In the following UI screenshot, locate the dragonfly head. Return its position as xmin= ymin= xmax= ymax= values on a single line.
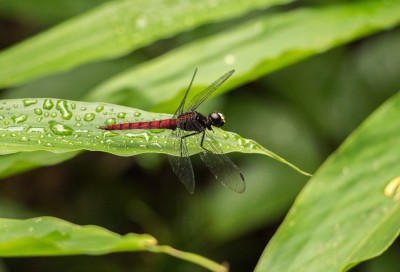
xmin=208 ymin=112 xmax=225 ymax=128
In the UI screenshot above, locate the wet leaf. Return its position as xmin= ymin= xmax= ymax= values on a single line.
xmin=0 ymin=98 xmax=309 ymax=176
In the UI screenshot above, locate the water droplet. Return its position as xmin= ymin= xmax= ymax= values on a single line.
xmin=75 ymin=116 xmax=81 ymax=121
xmin=152 ymin=142 xmax=162 ymax=148
xmin=45 ymin=142 xmax=53 ymax=147
xmin=149 ymin=129 xmax=165 ymax=134
xmin=80 ymin=107 xmax=87 ymax=111
xmin=105 ymin=118 xmax=116 ymax=125
xmin=13 ymin=104 xmax=18 ymax=108
xmin=48 ymin=121 xmax=74 ymax=136
xmin=43 ymin=99 xmax=54 ymax=110
xmin=44 ymin=112 xmax=50 ymax=117
xmin=4 ymin=121 xmax=9 ymax=125
xmin=27 ymin=127 xmax=45 ymax=133
xmin=56 ymin=100 xmax=73 ymax=120
xmin=51 ymin=112 xmax=57 ymax=118
xmin=103 ymin=131 xmax=119 ymax=137
xmin=0 ymin=115 xmax=4 ymax=120
xmin=12 ymin=114 xmax=28 ymax=124
xmin=117 ymin=112 xmax=126 ymax=118
xmin=124 ymin=132 xmax=152 ymax=142
xmin=234 ymin=135 xmax=245 ymax=146
xmin=223 ymin=133 xmax=229 ymax=139
xmin=20 ymin=136 xmax=29 ymax=142
xmin=23 ymin=99 xmax=38 ymax=107
xmin=134 ymin=112 xmax=141 ymax=117
xmin=71 ymin=103 xmax=76 ymax=109
xmin=84 ymin=113 xmax=95 ymax=121
xmin=95 ymin=105 xmax=104 ymax=113
xmin=34 ymin=108 xmax=43 ymax=115
xmin=36 ymin=117 xmax=43 ymax=122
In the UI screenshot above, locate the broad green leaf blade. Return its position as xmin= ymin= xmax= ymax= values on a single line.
xmin=0 ymin=151 xmax=78 ymax=179
xmin=0 ymin=217 xmax=227 ymax=272
xmin=0 ymin=217 xmax=155 ymax=256
xmin=255 ymin=92 xmax=400 ymax=272
xmin=0 ymin=98 xmax=309 ymax=176
xmin=86 ymin=0 xmax=400 ymax=112
xmin=0 ymin=0 xmax=292 ymax=87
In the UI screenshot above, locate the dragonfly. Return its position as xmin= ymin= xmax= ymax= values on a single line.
xmin=100 ymin=69 xmax=245 ymax=194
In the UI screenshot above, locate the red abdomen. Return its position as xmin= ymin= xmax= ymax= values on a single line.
xmin=100 ymin=119 xmax=177 ymax=130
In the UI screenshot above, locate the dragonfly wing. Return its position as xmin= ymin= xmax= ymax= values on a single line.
xmin=173 ymin=69 xmax=198 ymax=117
xmin=186 ymin=70 xmax=235 ymax=112
xmin=168 ymin=155 xmax=195 ymax=194
xmin=167 ymin=130 xmax=195 ymax=194
xmin=199 ymin=130 xmax=245 ymax=193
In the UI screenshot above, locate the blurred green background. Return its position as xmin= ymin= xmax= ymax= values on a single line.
xmin=0 ymin=0 xmax=399 ymax=271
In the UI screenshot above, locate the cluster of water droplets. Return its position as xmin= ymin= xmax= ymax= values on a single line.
xmin=0 ymin=99 xmax=260 ymax=156
xmin=0 ymin=99 xmax=170 ymax=154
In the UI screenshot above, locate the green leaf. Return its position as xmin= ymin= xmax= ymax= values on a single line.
xmin=255 ymin=92 xmax=400 ymax=271
xmin=0 ymin=217 xmax=227 ymax=272
xmin=0 ymin=151 xmax=78 ymax=179
xmin=0 ymin=0 xmax=292 ymax=87
xmin=85 ymin=0 xmax=400 ymax=111
xmin=0 ymin=98 xmax=309 ymax=176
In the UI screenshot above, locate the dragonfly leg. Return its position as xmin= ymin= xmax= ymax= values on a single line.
xmin=199 ymin=131 xmax=212 ymax=153
xmin=180 ymin=132 xmax=201 ymax=157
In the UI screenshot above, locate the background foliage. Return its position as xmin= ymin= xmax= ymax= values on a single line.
xmin=0 ymin=0 xmax=400 ymax=271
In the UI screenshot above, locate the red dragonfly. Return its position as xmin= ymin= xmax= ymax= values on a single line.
xmin=100 ymin=69 xmax=245 ymax=193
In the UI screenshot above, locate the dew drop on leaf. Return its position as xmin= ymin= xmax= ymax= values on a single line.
xmin=34 ymin=108 xmax=43 ymax=115
xmin=84 ymin=113 xmax=96 ymax=121
xmin=43 ymin=99 xmax=54 ymax=110
xmin=56 ymin=100 xmax=73 ymax=120
xmin=134 ymin=112 xmax=141 ymax=117
xmin=95 ymin=105 xmax=104 ymax=113
xmin=12 ymin=114 xmax=28 ymax=124
xmin=23 ymin=99 xmax=38 ymax=107
xmin=20 ymin=136 xmax=29 ymax=142
xmin=117 ymin=112 xmax=126 ymax=118
xmin=105 ymin=118 xmax=116 ymax=125
xmin=48 ymin=120 xmax=74 ymax=136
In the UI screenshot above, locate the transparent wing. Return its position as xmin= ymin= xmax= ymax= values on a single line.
xmin=186 ymin=70 xmax=235 ymax=112
xmin=167 ymin=129 xmax=195 ymax=194
xmin=173 ymin=69 xmax=198 ymax=117
xmin=199 ymin=130 xmax=245 ymax=193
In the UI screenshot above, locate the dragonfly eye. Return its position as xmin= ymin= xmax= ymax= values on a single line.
xmin=209 ymin=112 xmax=225 ymax=127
